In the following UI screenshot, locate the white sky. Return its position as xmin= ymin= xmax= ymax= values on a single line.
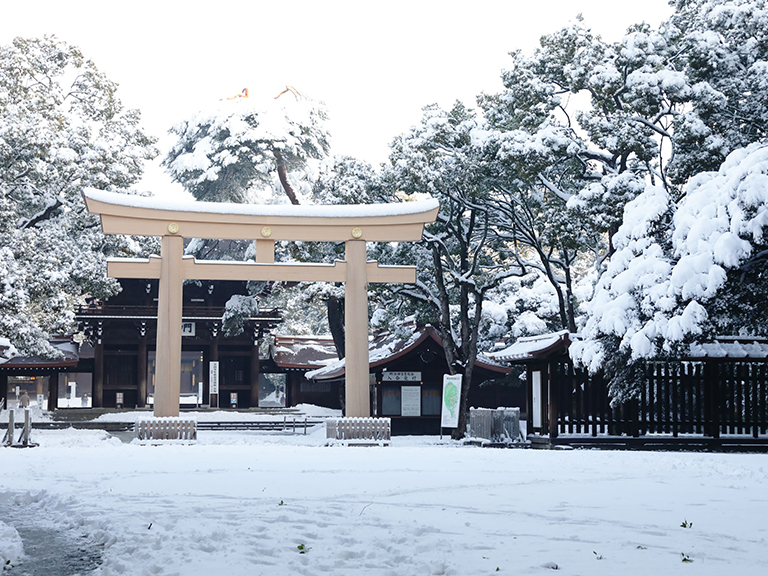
xmin=2 ymin=0 xmax=673 ymax=196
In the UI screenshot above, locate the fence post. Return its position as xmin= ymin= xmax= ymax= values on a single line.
xmin=21 ymin=409 xmax=31 ymax=446
xmin=2 ymin=409 xmax=13 ymax=446
xmin=548 ymin=363 xmax=559 ymax=439
xmin=703 ymin=361 xmax=720 ymax=439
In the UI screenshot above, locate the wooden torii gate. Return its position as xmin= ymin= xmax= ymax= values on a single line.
xmin=83 ymin=189 xmax=438 ymax=418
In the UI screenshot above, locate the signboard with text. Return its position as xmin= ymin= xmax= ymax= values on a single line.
xmin=209 ymin=361 xmax=219 ymax=396
xmin=382 ymin=371 xmax=421 ymax=382
xmin=401 ymin=386 xmax=421 ymax=417
xmin=441 ymin=374 xmax=462 ymax=428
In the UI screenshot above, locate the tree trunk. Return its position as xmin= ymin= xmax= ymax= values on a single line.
xmin=327 ymin=294 xmax=345 ymax=359
xmin=274 ymin=151 xmax=300 ymax=205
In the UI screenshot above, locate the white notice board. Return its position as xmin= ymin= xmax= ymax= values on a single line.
xmin=401 ymin=386 xmax=421 ymax=417
xmin=209 ymin=361 xmax=220 ymax=395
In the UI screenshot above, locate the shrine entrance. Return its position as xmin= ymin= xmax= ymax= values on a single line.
xmin=83 ymin=189 xmax=438 ymax=418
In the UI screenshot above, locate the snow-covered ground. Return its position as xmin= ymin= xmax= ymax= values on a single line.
xmin=2 ymin=423 xmax=767 ymax=575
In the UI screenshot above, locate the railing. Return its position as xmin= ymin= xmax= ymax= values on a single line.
xmin=136 ymin=418 xmax=197 ymax=443
xmin=326 ymin=417 xmax=391 ymax=445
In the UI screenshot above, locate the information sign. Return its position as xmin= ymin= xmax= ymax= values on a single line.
xmin=382 ymin=371 xmax=421 ymax=382
xmin=401 ymin=385 xmax=421 ymax=417
xmin=441 ymin=374 xmax=462 ymax=428
xmin=209 ymin=361 xmax=220 ymax=395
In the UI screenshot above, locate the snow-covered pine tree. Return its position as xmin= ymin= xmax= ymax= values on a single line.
xmin=0 ymin=36 xmax=157 ymax=358
xmin=163 ymin=87 xmax=331 ymax=206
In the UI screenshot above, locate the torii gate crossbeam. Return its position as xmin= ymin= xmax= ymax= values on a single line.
xmin=83 ymin=189 xmax=438 ymax=418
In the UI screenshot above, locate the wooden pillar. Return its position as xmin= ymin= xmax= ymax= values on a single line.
xmin=93 ymin=321 xmax=104 ymax=408
xmin=47 ymin=371 xmax=58 ymax=411
xmin=344 ymin=240 xmax=370 ymax=417
xmin=154 ymin=235 xmax=184 ymax=417
xmin=0 ymin=373 xmax=7 ymax=410
xmin=250 ymin=328 xmax=260 ymax=408
xmin=548 ymin=362 xmax=558 ymax=439
xmin=137 ymin=324 xmax=148 ymax=408
xmin=256 ymin=239 xmax=275 ymax=263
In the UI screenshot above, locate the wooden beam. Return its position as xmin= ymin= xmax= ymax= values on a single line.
xmin=107 ymin=257 xmax=416 ymax=284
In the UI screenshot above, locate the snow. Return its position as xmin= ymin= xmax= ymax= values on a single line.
xmin=0 ymin=519 xmax=23 ymax=566
xmin=83 ymin=188 xmax=439 ymax=218
xmin=1 ymin=425 xmax=767 ymax=575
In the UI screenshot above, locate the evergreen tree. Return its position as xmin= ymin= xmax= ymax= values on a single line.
xmin=0 ymin=36 xmax=157 ymax=358
xmin=163 ymin=87 xmax=331 ymax=206
xmin=572 ymin=142 xmax=768 ymax=400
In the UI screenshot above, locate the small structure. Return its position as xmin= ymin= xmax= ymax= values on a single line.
xmin=271 ymin=335 xmax=342 ymax=408
xmin=307 ymin=325 xmax=518 ymax=435
xmin=0 ymin=338 xmax=79 ymax=412
xmin=491 ymin=332 xmax=768 ymax=448
xmin=83 ymin=189 xmax=438 ymax=419
xmin=75 ymin=278 xmax=283 ymax=410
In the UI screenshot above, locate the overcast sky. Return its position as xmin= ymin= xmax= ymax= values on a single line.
xmin=2 ymin=0 xmax=673 ymax=196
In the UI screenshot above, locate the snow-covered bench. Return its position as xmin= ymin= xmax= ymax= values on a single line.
xmin=326 ymin=417 xmax=391 ymax=446
xmin=136 ymin=417 xmax=197 ymax=444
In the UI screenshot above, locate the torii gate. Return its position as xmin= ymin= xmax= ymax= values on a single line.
xmin=82 ymin=189 xmax=438 ymax=418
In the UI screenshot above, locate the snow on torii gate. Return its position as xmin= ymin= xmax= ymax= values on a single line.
xmin=83 ymin=189 xmax=439 ymax=418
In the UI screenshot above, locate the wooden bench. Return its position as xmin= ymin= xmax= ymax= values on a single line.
xmin=136 ymin=418 xmax=197 ymax=444
xmin=326 ymin=417 xmax=391 ymax=446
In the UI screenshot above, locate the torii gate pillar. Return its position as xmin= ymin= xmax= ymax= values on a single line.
xmin=154 ymin=235 xmax=184 ymax=417
xmin=345 ymin=240 xmax=369 ymax=416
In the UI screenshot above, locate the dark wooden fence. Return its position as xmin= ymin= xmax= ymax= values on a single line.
xmin=548 ymin=361 xmax=768 ymax=439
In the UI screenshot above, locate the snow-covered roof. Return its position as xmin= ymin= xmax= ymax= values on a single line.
xmin=488 ymin=331 xmax=572 ymax=363
xmin=688 ymin=338 xmax=768 ymax=359
xmin=0 ymin=338 xmax=79 ymax=368
xmin=306 ymin=325 xmax=510 ymax=380
xmin=271 ymin=335 xmax=339 ymax=369
xmin=84 ymin=188 xmax=439 ymax=219
xmin=489 ymin=332 xmax=768 ymax=363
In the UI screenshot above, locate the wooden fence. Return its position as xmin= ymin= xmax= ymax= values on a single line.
xmin=547 ymin=360 xmax=768 ymax=439
xmin=326 ymin=417 xmax=391 ymax=445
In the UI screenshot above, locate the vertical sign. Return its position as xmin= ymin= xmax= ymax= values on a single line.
xmin=531 ymin=371 xmax=542 ymax=429
xmin=441 ymin=374 xmax=462 ymax=428
xmin=209 ymin=361 xmax=219 ymax=407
